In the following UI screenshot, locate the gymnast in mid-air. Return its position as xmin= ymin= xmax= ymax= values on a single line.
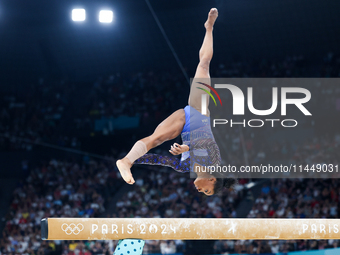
xmin=117 ymin=8 xmax=235 ymax=195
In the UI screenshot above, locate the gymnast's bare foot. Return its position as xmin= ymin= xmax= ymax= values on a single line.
xmin=116 ymin=158 xmax=135 ymax=185
xmin=205 ymin=8 xmax=218 ymax=30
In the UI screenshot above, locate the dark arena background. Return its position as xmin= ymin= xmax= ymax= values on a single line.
xmin=1 ymin=0 xmax=340 ymax=254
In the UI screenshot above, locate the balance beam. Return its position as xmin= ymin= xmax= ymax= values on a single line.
xmin=41 ymin=218 xmax=340 ymax=240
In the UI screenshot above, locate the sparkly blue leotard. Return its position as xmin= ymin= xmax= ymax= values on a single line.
xmin=134 ymin=105 xmax=221 ymax=173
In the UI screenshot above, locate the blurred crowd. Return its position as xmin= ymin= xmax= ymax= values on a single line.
xmin=1 ymin=158 xmax=121 ymax=254
xmin=0 ymin=79 xmax=79 ymax=151
xmin=0 ymin=71 xmax=186 ymax=151
xmin=212 ymin=178 xmax=340 ymax=254
xmin=2 ymin=134 xmax=340 ymax=254
xmin=212 ymin=133 xmax=340 ymax=254
xmin=292 ymin=134 xmax=340 ymax=167
xmin=1 ymin=52 xmax=340 ymax=255
xmin=0 ymin=152 xmax=245 ymax=255
xmin=1 ymin=52 xmax=340 ymax=152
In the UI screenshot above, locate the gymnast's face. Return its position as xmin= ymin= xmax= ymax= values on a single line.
xmin=194 ymin=177 xmax=216 ymax=196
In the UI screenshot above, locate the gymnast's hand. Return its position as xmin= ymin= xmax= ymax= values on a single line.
xmin=169 ymin=143 xmax=189 ymax=155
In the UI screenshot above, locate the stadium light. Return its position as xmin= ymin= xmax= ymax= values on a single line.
xmin=72 ymin=9 xmax=86 ymax=22
xmin=99 ymin=10 xmax=113 ymax=23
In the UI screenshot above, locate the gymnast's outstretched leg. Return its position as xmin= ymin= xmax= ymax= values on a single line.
xmin=189 ymin=7 xmax=218 ymax=117
xmin=135 ymin=154 xmax=191 ymax=173
xmin=116 ymin=109 xmax=186 ymax=184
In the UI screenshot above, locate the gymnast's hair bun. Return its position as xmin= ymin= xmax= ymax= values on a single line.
xmin=223 ymin=178 xmax=237 ymax=189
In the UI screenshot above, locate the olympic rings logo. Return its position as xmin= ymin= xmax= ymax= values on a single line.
xmin=61 ymin=223 xmax=84 ymax=235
